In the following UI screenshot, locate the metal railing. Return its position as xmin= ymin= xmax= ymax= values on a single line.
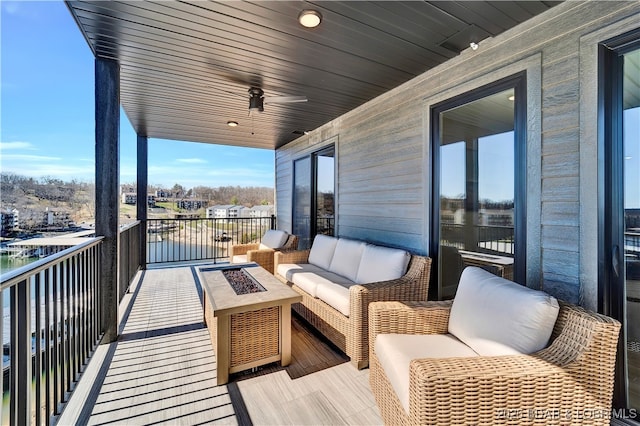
xmin=0 ymin=237 xmax=103 ymax=425
xmin=440 ymin=223 xmax=515 ymax=255
xmin=119 ymin=221 xmax=142 ymax=301
xmin=146 ymin=216 xmax=275 ymax=264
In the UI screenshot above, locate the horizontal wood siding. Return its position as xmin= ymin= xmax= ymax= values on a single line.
xmin=276 ymin=1 xmax=640 ymax=303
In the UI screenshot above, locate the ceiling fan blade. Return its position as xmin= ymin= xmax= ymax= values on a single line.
xmin=206 ymin=60 xmax=263 ymax=87
xmin=264 ymin=96 xmax=308 ymax=104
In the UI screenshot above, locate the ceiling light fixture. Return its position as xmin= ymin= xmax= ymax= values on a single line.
xmin=227 ymin=121 xmax=238 ymax=127
xmin=469 ymin=42 xmax=479 ymax=51
xmin=508 ymin=95 xmax=515 ymax=101
xmin=298 ymin=10 xmax=322 ymax=28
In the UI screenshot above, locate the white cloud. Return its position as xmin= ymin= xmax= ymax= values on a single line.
xmin=176 ymin=158 xmax=207 ymax=164
xmin=1 ymin=154 xmax=61 ymax=162
xmin=0 ymin=141 xmax=35 ymax=151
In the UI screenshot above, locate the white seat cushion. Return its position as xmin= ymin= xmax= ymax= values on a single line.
xmin=355 ymin=244 xmax=411 ymax=284
xmin=315 ymin=281 xmax=353 ymax=316
xmin=448 ymin=266 xmax=560 ymax=356
xmin=375 ymin=333 xmax=479 ymax=414
xmin=308 ymin=235 xmax=339 ymax=269
xmin=276 ymin=263 xmax=351 ymax=297
xmin=328 ymin=239 xmax=366 ymax=282
xmin=231 ymin=254 xmax=247 ymax=264
xmin=276 ymin=263 xmax=325 ymax=283
xmin=261 ymin=229 xmax=289 ymax=249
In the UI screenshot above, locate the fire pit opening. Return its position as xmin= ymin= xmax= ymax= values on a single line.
xmin=222 ymin=268 xmax=266 ymax=295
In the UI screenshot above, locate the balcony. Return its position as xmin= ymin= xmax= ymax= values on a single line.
xmin=0 ymin=218 xmax=381 ymax=425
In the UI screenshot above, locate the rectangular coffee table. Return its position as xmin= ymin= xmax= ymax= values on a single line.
xmin=198 ymin=263 xmax=302 ymax=385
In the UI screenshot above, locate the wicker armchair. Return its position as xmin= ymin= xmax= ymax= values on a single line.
xmin=231 ymin=233 xmax=298 ymax=274
xmin=369 ymin=300 xmax=621 ymax=426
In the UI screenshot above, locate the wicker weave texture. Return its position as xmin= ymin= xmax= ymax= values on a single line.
xmin=230 ymin=306 xmax=280 ymax=367
xmin=275 ymin=249 xmax=432 ymax=369
xmin=369 ymin=301 xmax=622 ymax=425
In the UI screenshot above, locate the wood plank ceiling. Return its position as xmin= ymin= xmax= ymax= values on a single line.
xmin=66 ymin=1 xmax=561 ymax=150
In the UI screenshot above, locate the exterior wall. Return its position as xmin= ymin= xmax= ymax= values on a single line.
xmin=275 ymin=1 xmax=640 ymax=306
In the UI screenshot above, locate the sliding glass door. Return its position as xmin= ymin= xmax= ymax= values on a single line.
xmin=292 ymin=146 xmax=335 ymax=249
xmin=431 ymin=73 xmax=526 ymax=299
xmin=600 ymin=30 xmax=640 ymax=417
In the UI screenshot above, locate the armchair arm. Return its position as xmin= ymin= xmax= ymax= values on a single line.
xmin=246 ymin=248 xmax=276 ymax=274
xmin=274 ymin=249 xmax=311 ymax=274
xmin=348 ymin=256 xmax=432 ymax=367
xmin=408 ymin=355 xmax=576 ymax=425
xmin=369 ymin=301 xmax=452 ymax=337
xmin=231 ymin=243 xmax=260 ymax=257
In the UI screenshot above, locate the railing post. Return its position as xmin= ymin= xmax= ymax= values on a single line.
xmin=10 ymin=279 xmax=31 ymax=426
xmin=95 ymin=57 xmax=120 ymax=343
xmin=270 ymin=214 xmax=276 ymax=230
xmin=137 ymin=134 xmax=148 ymax=270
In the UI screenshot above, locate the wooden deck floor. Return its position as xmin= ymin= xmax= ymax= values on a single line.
xmin=59 ymin=264 xmax=382 ymax=425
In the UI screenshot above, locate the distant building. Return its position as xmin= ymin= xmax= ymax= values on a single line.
xmin=43 ymin=207 xmax=72 ymax=229
xmin=155 ymin=189 xmax=171 ymax=200
xmin=176 ymin=199 xmax=207 ymax=210
xmin=248 ymin=205 xmax=275 ymax=218
xmin=122 ymin=193 xmax=136 ymax=205
xmin=121 ymin=193 xmax=156 ymax=206
xmin=120 ymin=185 xmax=135 ymax=194
xmin=206 ymin=205 xmax=245 ymax=219
xmin=0 ymin=208 xmax=19 ymax=236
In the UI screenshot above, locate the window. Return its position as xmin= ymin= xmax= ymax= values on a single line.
xmin=431 ymin=73 xmax=526 ymax=299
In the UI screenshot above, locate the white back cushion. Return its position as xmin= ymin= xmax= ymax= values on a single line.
xmin=448 ymin=267 xmax=559 ymax=356
xmin=261 ymin=230 xmax=288 ymax=249
xmin=308 ymin=235 xmax=338 ymax=269
xmin=328 ymin=239 xmax=367 ymax=281
xmin=355 ymin=244 xmax=411 ymax=284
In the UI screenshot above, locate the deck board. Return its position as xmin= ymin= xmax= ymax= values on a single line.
xmin=60 ymin=264 xmax=382 ymax=425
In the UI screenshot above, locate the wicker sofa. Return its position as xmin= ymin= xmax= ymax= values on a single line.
xmin=369 ymin=267 xmax=621 ymax=425
xmin=274 ymin=234 xmax=432 ymax=369
xmin=230 ymin=229 xmax=298 ymax=274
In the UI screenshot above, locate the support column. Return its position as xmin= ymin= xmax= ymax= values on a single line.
xmin=136 ymin=134 xmax=148 ymax=269
xmin=95 ymin=58 xmax=120 ymax=343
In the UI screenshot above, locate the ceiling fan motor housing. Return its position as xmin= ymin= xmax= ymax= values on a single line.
xmin=249 ymin=87 xmax=264 ymax=112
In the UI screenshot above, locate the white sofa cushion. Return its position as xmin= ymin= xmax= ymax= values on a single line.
xmin=261 ymin=229 xmax=288 ymax=249
xmin=294 ymin=270 xmax=354 ymax=298
xmin=375 ymin=333 xmax=479 ymax=414
xmin=308 ymin=235 xmax=338 ymax=269
xmin=355 ymin=244 xmax=411 ymax=284
xmin=231 ymin=254 xmax=248 ymax=264
xmin=276 ymin=263 xmax=326 ymax=283
xmin=315 ymin=281 xmax=353 ymax=316
xmin=328 ymin=239 xmax=367 ymax=282
xmin=448 ymin=266 xmax=560 ymax=356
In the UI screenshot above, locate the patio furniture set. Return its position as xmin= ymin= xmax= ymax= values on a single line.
xmin=205 ymin=230 xmax=621 ymax=425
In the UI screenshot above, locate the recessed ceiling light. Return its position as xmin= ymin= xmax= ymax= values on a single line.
xmin=508 ymin=95 xmax=515 ymax=101
xmin=299 ymin=10 xmax=322 ymax=28
xmin=227 ymin=121 xmax=238 ymax=127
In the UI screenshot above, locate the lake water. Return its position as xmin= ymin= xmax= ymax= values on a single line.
xmin=0 ymin=254 xmax=35 ymax=275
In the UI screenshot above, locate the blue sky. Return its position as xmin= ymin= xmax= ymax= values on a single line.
xmin=1 ymin=1 xmax=275 ymax=189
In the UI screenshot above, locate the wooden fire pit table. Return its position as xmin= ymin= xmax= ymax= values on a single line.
xmin=198 ymin=264 xmax=302 ymax=385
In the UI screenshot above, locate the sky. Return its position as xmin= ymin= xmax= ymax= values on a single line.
xmin=0 ymin=1 xmax=275 ymax=190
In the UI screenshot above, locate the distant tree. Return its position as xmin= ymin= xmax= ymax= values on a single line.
xmin=172 ymin=183 xmax=185 ymax=198
xmin=231 ymin=195 xmax=239 ymax=205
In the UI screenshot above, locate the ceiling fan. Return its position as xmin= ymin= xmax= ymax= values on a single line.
xmin=205 ymin=61 xmax=307 ymax=114
xmin=247 ymin=87 xmax=307 ymax=113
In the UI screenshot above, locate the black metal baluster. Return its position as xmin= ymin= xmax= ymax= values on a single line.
xmin=35 ymin=273 xmax=42 ymax=425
